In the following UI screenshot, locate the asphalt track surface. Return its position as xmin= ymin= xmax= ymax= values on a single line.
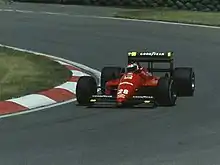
xmin=0 ymin=3 xmax=220 ymax=165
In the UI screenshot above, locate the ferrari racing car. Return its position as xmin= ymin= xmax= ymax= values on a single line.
xmin=76 ymin=51 xmax=195 ymax=107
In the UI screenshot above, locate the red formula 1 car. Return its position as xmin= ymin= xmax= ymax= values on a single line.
xmin=76 ymin=51 xmax=195 ymax=107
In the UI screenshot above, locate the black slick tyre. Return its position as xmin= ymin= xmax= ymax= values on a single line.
xmin=101 ymin=67 xmax=124 ymax=94
xmin=156 ymin=77 xmax=177 ymax=106
xmin=173 ymin=67 xmax=195 ymax=96
xmin=76 ymin=76 xmax=97 ymax=105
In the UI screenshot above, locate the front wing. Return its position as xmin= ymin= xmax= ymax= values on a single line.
xmin=88 ymin=94 xmax=156 ymax=107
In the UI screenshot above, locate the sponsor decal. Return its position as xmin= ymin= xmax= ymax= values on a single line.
xmin=139 ymin=52 xmax=165 ymax=56
xmin=128 ymin=52 xmax=137 ymax=56
xmin=133 ymin=96 xmax=154 ymax=99
xmin=128 ymin=51 xmax=173 ymax=57
xmin=92 ymin=95 xmax=113 ymax=98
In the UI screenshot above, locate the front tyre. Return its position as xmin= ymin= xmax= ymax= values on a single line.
xmin=76 ymin=76 xmax=97 ymax=105
xmin=156 ymin=77 xmax=177 ymax=106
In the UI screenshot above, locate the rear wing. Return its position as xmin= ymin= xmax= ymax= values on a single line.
xmin=128 ymin=51 xmax=173 ymax=62
xmin=128 ymin=51 xmax=174 ymax=74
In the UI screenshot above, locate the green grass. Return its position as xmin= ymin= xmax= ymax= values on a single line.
xmin=0 ymin=0 xmax=11 ymax=4
xmin=0 ymin=47 xmax=71 ymax=101
xmin=114 ymin=8 xmax=220 ymax=26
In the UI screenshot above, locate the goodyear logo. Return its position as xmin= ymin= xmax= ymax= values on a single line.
xmin=128 ymin=51 xmax=173 ymax=57
xmin=139 ymin=52 xmax=165 ymax=56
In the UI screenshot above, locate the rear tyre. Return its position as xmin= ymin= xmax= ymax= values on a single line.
xmin=76 ymin=76 xmax=97 ymax=105
xmin=101 ymin=67 xmax=125 ymax=94
xmin=156 ymin=77 xmax=177 ymax=106
xmin=173 ymin=67 xmax=195 ymax=96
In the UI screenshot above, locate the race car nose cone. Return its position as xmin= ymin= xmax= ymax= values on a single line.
xmin=117 ymin=97 xmax=125 ymax=103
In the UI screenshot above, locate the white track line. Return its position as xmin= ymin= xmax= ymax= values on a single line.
xmin=89 ymin=15 xmax=220 ymax=29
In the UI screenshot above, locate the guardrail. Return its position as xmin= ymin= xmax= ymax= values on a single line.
xmin=13 ymin=0 xmax=220 ymax=11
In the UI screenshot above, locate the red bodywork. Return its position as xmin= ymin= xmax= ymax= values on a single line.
xmin=105 ymin=67 xmax=159 ymax=104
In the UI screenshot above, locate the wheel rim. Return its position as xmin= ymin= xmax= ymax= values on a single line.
xmin=191 ymin=72 xmax=195 ymax=91
xmin=169 ymin=80 xmax=177 ymax=103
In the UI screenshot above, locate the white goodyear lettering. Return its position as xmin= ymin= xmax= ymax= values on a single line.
xmin=140 ymin=52 xmax=165 ymax=56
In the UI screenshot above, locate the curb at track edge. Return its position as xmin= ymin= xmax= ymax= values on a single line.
xmin=0 ymin=43 xmax=101 ymax=119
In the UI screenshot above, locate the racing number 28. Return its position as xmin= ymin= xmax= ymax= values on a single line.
xmin=117 ymin=89 xmax=129 ymax=95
